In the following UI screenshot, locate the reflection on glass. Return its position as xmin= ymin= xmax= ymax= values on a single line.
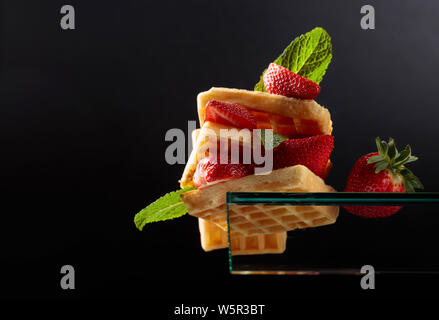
xmin=226 ymin=192 xmax=439 ymax=275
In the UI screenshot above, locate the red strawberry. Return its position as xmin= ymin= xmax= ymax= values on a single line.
xmin=263 ymin=63 xmax=321 ymax=100
xmin=344 ymin=137 xmax=423 ymax=218
xmin=193 ymin=156 xmax=254 ymax=187
xmin=273 ymin=135 xmax=334 ymax=178
xmin=205 ymin=100 xmax=257 ymax=129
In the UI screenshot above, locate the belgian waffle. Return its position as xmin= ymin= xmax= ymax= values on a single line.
xmin=180 ymin=87 xmax=333 ymax=188
xmin=191 ymin=128 xmax=288 ymax=255
xmin=197 ymin=87 xmax=333 ymax=134
xmin=182 ymin=165 xmax=339 ymax=236
xmin=198 ymin=218 xmax=287 ymax=255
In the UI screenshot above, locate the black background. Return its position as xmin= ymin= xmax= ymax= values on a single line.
xmin=1 ymin=0 xmax=439 ymax=304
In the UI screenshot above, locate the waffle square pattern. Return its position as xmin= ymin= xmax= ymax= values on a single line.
xmin=199 ymin=218 xmax=287 ymax=255
xmin=182 ymin=165 xmax=339 ymax=236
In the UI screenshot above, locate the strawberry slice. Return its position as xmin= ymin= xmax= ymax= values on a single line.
xmin=193 ymin=156 xmax=254 ymax=187
xmin=273 ymin=135 xmax=334 ymax=178
xmin=269 ymin=114 xmax=298 ymax=138
xmin=249 ymin=110 xmax=272 ymax=129
xmin=205 ymin=100 xmax=257 ymax=129
xmin=263 ymin=63 xmax=321 ymax=100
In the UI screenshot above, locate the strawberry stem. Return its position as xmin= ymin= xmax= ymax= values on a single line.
xmin=367 ymin=137 xmax=423 ymax=192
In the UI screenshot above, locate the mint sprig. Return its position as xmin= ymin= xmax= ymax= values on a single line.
xmin=255 ymin=27 xmax=332 ymax=91
xmin=257 ymin=129 xmax=288 ymax=149
xmin=134 ymin=187 xmax=195 ymax=231
xmin=367 ymin=137 xmax=423 ymax=193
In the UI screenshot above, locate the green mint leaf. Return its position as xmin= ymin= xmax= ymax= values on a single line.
xmin=254 ymin=27 xmax=332 ymax=91
xmin=254 ymin=79 xmax=266 ymax=92
xmin=134 ymin=187 xmax=196 ymax=231
xmin=258 ymin=129 xmax=288 ymax=149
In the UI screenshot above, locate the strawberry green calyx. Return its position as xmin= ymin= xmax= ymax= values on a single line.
xmin=367 ymin=137 xmax=424 ymax=192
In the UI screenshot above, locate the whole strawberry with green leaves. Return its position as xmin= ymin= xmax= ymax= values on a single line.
xmin=343 ymin=137 xmax=423 ymax=218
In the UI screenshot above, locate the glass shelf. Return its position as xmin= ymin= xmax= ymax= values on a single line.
xmin=226 ymin=192 xmax=439 ymax=275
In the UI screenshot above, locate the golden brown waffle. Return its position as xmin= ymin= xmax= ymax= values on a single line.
xmin=198 ymin=218 xmax=287 ymax=255
xmin=197 ymin=87 xmax=333 ymax=134
xmin=192 ymin=128 xmax=287 ymax=255
xmin=181 ymin=165 xmax=339 ymax=236
xmin=180 ymin=87 xmax=333 ymax=188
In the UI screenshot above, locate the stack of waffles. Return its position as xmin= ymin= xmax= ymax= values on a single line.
xmin=180 ymin=87 xmax=339 ymax=255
